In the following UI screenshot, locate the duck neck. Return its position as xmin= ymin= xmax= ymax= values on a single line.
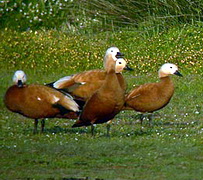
xmin=105 ymin=55 xmax=116 ymax=74
xmin=115 ymin=68 xmax=123 ymax=74
xmin=159 ymin=76 xmax=173 ymax=84
xmin=159 ymin=76 xmax=174 ymax=95
xmin=158 ymin=70 xmax=168 ymax=78
xmin=102 ymin=56 xmax=118 ymax=90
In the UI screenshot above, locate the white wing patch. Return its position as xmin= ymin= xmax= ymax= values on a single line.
xmin=64 ymin=96 xmax=79 ymax=112
xmin=53 ymin=76 xmax=72 ymax=88
xmin=53 ymin=96 xmax=60 ymax=103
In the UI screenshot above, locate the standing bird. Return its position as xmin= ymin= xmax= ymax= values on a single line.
xmin=47 ymin=47 xmax=132 ymax=123
xmin=4 ymin=70 xmax=79 ymax=133
xmin=49 ymin=47 xmax=132 ymax=102
xmin=124 ymin=63 xmax=183 ymax=125
xmin=72 ymin=49 xmax=126 ymax=136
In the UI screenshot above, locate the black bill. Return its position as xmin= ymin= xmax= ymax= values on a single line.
xmin=124 ymin=65 xmax=134 ymax=71
xmin=116 ymin=52 xmax=124 ymax=58
xmin=174 ymin=70 xmax=183 ymax=77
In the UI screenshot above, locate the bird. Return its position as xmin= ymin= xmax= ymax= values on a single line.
xmin=51 ymin=58 xmax=129 ymax=120
xmin=124 ymin=63 xmax=183 ymax=125
xmin=49 ymin=47 xmax=132 ymax=102
xmin=46 ymin=47 xmax=132 ymax=124
xmin=72 ymin=48 xmax=126 ymax=136
xmin=4 ymin=70 xmax=79 ymax=134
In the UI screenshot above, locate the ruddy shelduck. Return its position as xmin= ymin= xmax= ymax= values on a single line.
xmin=50 ymin=47 xmax=131 ymax=101
xmin=124 ymin=63 xmax=183 ymax=124
xmin=4 ymin=70 xmax=79 ymax=133
xmin=72 ymin=49 xmax=126 ymax=136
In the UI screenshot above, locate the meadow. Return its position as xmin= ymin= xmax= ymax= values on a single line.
xmin=1 ymin=24 xmax=203 ymax=179
xmin=1 ymin=0 xmax=203 ymax=179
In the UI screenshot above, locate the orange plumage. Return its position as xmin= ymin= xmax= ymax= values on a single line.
xmin=72 ymin=49 xmax=126 ymax=135
xmin=4 ymin=70 xmax=79 ymax=133
xmin=51 ymin=47 xmax=128 ymax=101
xmin=124 ymin=63 xmax=183 ymax=124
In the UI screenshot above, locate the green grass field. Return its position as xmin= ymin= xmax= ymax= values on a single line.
xmin=1 ymin=23 xmax=203 ymax=179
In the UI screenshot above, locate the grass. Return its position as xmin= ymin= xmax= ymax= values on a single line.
xmin=0 ymin=24 xmax=203 ymax=179
xmin=1 ymin=0 xmax=203 ymax=32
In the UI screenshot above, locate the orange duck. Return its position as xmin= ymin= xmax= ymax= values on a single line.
xmin=4 ymin=70 xmax=79 ymax=133
xmin=47 ymin=47 xmax=131 ymax=122
xmin=72 ymin=49 xmax=126 ymax=136
xmin=124 ymin=63 xmax=183 ymax=125
xmin=50 ymin=47 xmax=132 ymax=102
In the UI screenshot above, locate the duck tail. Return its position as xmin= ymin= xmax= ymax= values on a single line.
xmin=59 ymin=95 xmax=79 ymax=112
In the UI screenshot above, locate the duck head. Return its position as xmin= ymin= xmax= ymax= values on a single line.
xmin=13 ymin=70 xmax=27 ymax=87
xmin=115 ymin=58 xmax=127 ymax=73
xmin=104 ymin=47 xmax=124 ymax=60
xmin=104 ymin=47 xmax=124 ymax=69
xmin=158 ymin=63 xmax=183 ymax=78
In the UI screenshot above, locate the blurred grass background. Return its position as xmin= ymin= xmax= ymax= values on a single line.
xmin=1 ymin=0 xmax=203 ymax=33
xmin=0 ymin=0 xmax=202 ymax=77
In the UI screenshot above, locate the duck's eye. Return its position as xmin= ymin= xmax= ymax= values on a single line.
xmin=119 ymin=62 xmax=122 ymax=64
xmin=170 ymin=67 xmax=172 ymax=68
xmin=111 ymin=50 xmax=113 ymax=52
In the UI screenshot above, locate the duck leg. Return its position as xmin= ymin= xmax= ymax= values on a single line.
xmin=34 ymin=119 xmax=38 ymax=134
xmin=91 ymin=124 xmax=95 ymax=136
xmin=148 ymin=113 xmax=153 ymax=126
xmin=106 ymin=121 xmax=111 ymax=137
xmin=139 ymin=114 xmax=145 ymax=126
xmin=41 ymin=119 xmax=45 ymax=133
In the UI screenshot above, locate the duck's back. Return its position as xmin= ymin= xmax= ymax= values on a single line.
xmin=4 ymin=84 xmax=77 ymax=119
xmin=125 ymin=77 xmax=174 ymax=112
xmin=55 ymin=70 xmax=107 ymax=100
xmin=73 ymin=69 xmax=106 ymax=82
